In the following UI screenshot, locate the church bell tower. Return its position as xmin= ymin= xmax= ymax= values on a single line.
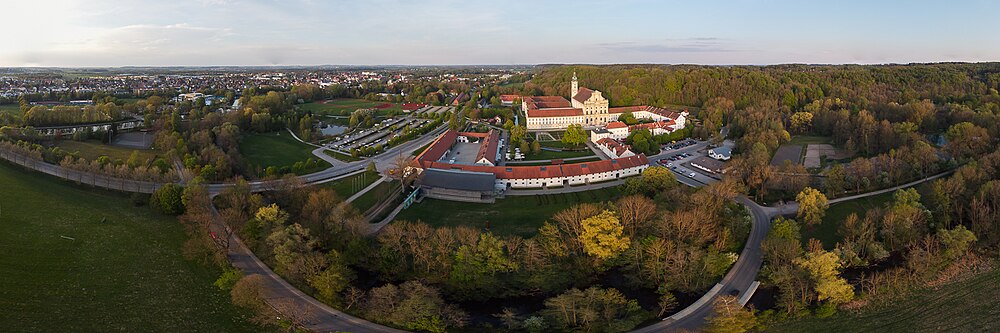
xmin=571 ymin=72 xmax=578 ymax=98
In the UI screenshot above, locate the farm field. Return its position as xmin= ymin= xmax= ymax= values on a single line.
xmin=0 ymin=162 xmax=260 ymax=332
xmin=395 ymin=187 xmax=623 ymax=237
xmin=240 ymin=131 xmax=330 ymax=174
xmin=56 ymin=140 xmax=158 ymax=162
xmin=768 ymin=267 xmax=1000 ymax=333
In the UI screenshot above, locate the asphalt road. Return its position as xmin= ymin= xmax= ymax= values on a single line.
xmin=632 ymin=197 xmax=772 ymax=332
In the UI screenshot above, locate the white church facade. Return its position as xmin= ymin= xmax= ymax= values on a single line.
xmin=523 ymin=73 xmax=689 ymax=131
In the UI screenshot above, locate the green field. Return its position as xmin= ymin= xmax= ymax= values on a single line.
xmin=396 ymin=187 xmax=624 ymax=237
xmin=801 ymin=191 xmax=895 ymax=250
xmin=299 ymin=99 xmax=402 ymax=116
xmin=56 ymin=140 xmax=158 ymax=162
xmin=0 ymin=162 xmax=259 ymax=332
xmin=353 ymin=180 xmax=400 ymax=215
xmin=323 ymin=149 xmax=362 ymax=162
xmin=508 ymin=156 xmax=603 ymax=166
xmin=325 ymin=170 xmax=380 ymax=199
xmin=523 ymin=148 xmax=597 ymax=161
xmin=768 ymin=268 xmax=1000 ymax=332
xmin=0 ymin=103 xmax=22 ymax=117
xmin=240 ymin=131 xmax=330 ymax=174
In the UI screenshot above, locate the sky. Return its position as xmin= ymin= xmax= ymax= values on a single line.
xmin=2 ymin=0 xmax=998 ymax=67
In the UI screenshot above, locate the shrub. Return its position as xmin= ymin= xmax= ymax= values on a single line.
xmin=150 ymin=183 xmax=185 ymax=215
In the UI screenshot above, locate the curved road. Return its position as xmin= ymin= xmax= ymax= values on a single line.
xmin=632 ymin=168 xmax=956 ymax=332
xmin=0 ymin=129 xmax=955 ymax=333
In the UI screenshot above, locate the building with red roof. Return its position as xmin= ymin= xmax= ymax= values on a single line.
xmin=522 ymin=73 xmax=689 ymax=132
xmin=499 ymin=94 xmax=520 ymax=106
xmin=415 ymin=130 xmax=649 ymax=193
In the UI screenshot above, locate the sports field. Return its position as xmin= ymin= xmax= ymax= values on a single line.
xmin=0 ymin=162 xmax=260 ymax=332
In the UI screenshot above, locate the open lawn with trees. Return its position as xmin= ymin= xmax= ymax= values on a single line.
xmin=55 ymin=139 xmax=158 ymax=162
xmin=395 ymin=187 xmax=624 ymax=237
xmin=240 ymin=131 xmax=329 ymax=175
xmin=0 ymin=162 xmax=259 ymax=332
xmin=800 ymin=191 xmax=894 ymax=250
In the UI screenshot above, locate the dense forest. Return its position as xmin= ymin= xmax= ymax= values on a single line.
xmin=525 ymin=63 xmax=1000 ymax=110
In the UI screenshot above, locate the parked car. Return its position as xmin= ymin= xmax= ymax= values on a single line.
xmin=688 ymin=172 xmax=697 ymax=178
xmin=666 ymin=162 xmax=673 ymax=167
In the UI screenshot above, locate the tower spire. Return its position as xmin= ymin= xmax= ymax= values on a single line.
xmin=571 ymin=72 xmax=579 ymax=97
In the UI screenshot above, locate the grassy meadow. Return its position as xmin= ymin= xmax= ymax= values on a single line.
xmin=0 ymin=162 xmax=260 ymax=332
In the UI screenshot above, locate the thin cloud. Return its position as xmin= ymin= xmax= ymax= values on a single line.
xmin=596 ymin=38 xmax=741 ymax=53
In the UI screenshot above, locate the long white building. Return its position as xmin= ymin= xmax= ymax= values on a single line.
xmin=523 ymin=73 xmax=689 ymax=130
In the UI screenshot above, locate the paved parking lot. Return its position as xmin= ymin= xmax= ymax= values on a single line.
xmin=647 ymin=139 xmax=722 ymax=186
xmin=324 ymin=116 xmax=432 ymax=153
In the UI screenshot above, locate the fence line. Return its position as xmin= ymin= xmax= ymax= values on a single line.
xmin=0 ymin=148 xmax=163 ymax=194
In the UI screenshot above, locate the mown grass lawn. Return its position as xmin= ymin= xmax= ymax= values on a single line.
xmin=56 ymin=140 xmax=158 ymax=162
xmin=240 ymin=131 xmax=330 ymax=173
xmin=523 ymin=148 xmax=596 ymax=161
xmin=395 ymin=187 xmax=624 ymax=237
xmin=0 ymin=162 xmax=260 ymax=332
xmin=353 ymin=180 xmax=400 ymax=214
xmin=325 ymin=170 xmax=380 ymax=199
xmin=0 ymin=103 xmax=22 ymax=117
xmin=767 ymin=268 xmax=1000 ymax=332
xmin=323 ymin=149 xmax=362 ymax=162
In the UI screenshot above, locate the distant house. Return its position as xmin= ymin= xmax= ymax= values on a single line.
xmin=499 ymin=94 xmax=520 ymax=106
xmin=708 ymin=146 xmax=732 ymax=161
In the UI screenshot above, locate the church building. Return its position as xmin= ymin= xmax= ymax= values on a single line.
xmin=522 ymin=73 xmax=688 ymax=131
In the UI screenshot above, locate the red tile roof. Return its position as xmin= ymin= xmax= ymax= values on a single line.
xmin=607 ymin=121 xmax=628 ymax=129
xmin=417 ymin=130 xmax=649 ymax=181
xmin=573 ymin=87 xmax=594 ymax=103
xmin=523 ymin=96 xmax=572 ymax=109
xmin=629 ymin=120 xmax=677 ymax=132
xmin=526 ymin=107 xmax=582 ymax=117
xmin=476 ymin=130 xmax=500 ymax=165
xmin=609 ymin=105 xmax=683 ymax=120
xmin=596 ymin=138 xmax=632 ymax=157
xmin=500 ymin=94 xmax=520 ymax=102
xmin=415 ymin=130 xmax=458 ymax=164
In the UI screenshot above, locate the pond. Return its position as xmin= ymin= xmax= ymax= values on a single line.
xmin=318 ymin=123 xmax=349 ymax=136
